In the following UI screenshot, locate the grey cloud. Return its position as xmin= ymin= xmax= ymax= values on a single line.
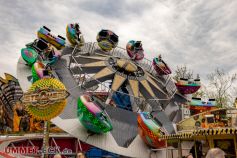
xmin=0 ymin=0 xmax=236 ymax=81
xmin=79 ymin=0 xmax=153 ymax=19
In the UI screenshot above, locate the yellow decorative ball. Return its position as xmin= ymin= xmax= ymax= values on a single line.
xmin=25 ymin=78 xmax=68 ymax=121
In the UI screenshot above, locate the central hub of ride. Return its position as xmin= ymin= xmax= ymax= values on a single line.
xmin=116 ymin=59 xmax=138 ymax=72
xmin=108 ymin=57 xmax=145 ymax=77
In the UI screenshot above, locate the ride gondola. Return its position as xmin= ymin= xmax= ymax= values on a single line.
xmin=96 ymin=29 xmax=118 ymax=51
xmin=21 ymin=38 xmax=61 ymax=66
xmin=152 ymin=55 xmax=172 ymax=75
xmin=190 ymin=98 xmax=217 ymax=114
xmin=44 ymin=45 xmax=61 ymax=65
xmin=175 ymin=78 xmax=201 ymax=94
xmin=31 ymin=61 xmax=51 ymax=83
xmin=138 ymin=112 xmax=166 ymax=149
xmin=126 ymin=40 xmax=144 ymax=61
xmin=77 ymin=94 xmax=113 ymax=134
xmin=37 ymin=26 xmax=65 ymax=50
xmin=66 ymin=23 xmax=85 ymax=47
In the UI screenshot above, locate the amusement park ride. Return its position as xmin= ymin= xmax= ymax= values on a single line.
xmin=0 ymin=22 xmax=236 ymax=158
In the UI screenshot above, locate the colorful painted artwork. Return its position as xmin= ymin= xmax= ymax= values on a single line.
xmin=138 ymin=112 xmax=166 ymax=148
xmin=152 ymin=55 xmax=171 ymax=75
xmin=177 ymin=109 xmax=229 ymax=131
xmin=175 ymin=78 xmax=201 ymax=94
xmin=66 ymin=23 xmax=85 ymax=47
xmin=21 ymin=47 xmax=38 ymax=66
xmin=96 ymin=30 xmax=118 ymax=51
xmin=189 ymin=98 xmax=217 ymax=114
xmin=31 ymin=61 xmax=51 ymax=83
xmin=22 ymin=78 xmax=68 ymax=121
xmin=126 ymin=40 xmax=144 ymax=61
xmin=37 ymin=26 xmax=65 ymax=50
xmin=77 ymin=94 xmax=113 ymax=134
xmin=44 ymin=46 xmax=61 ymax=65
xmin=0 ymin=74 xmax=64 ymax=133
xmin=190 ymin=98 xmax=216 ymax=107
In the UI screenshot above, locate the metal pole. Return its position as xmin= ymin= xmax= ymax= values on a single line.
xmin=166 ymin=140 xmax=168 ymax=158
xmin=178 ymin=139 xmax=182 ymax=158
xmin=68 ymin=44 xmax=78 ymax=68
xmin=78 ymin=138 xmax=82 ymax=152
xmin=182 ymin=103 xmax=185 ymax=120
xmin=194 ymin=140 xmax=197 ymax=158
xmin=105 ymin=90 xmax=113 ymax=105
xmin=42 ymin=121 xmax=50 ymax=158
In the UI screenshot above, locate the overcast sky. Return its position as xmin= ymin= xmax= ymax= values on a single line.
xmin=0 ymin=0 xmax=236 ymax=81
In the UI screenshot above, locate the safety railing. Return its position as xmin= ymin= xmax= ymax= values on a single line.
xmin=68 ymin=43 xmax=178 ymax=106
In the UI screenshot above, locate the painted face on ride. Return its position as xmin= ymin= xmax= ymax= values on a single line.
xmin=21 ymin=47 xmax=38 ymax=66
xmin=24 ymin=49 xmax=33 ymax=57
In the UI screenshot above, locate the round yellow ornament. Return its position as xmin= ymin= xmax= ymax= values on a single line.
xmin=23 ymin=78 xmax=68 ymax=121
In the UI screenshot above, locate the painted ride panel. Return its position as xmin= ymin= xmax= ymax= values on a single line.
xmin=137 ymin=112 xmax=166 ymax=149
xmin=37 ymin=26 xmax=65 ymax=50
xmin=177 ymin=108 xmax=230 ymax=131
xmin=190 ymin=98 xmax=216 ymax=107
xmin=77 ymin=94 xmax=113 ymax=134
xmin=66 ymin=23 xmax=85 ymax=47
xmin=24 ymin=38 xmax=61 ymax=66
xmin=126 ymin=40 xmax=144 ymax=61
xmin=26 ymin=39 xmax=49 ymax=53
xmin=31 ymin=61 xmax=50 ymax=83
xmin=175 ymin=78 xmax=201 ymax=94
xmin=96 ymin=30 xmax=118 ymax=51
xmin=189 ymin=98 xmax=217 ymax=114
xmin=152 ymin=56 xmax=171 ymax=75
xmin=21 ymin=47 xmax=38 ymax=66
xmin=44 ymin=46 xmax=61 ymax=65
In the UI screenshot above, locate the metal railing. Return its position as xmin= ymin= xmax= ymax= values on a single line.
xmin=68 ymin=42 xmax=178 ymax=108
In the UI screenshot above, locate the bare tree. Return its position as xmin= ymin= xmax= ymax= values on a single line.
xmin=192 ymin=85 xmax=207 ymax=98
xmin=173 ymin=65 xmax=194 ymax=82
xmin=207 ymin=68 xmax=237 ymax=107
